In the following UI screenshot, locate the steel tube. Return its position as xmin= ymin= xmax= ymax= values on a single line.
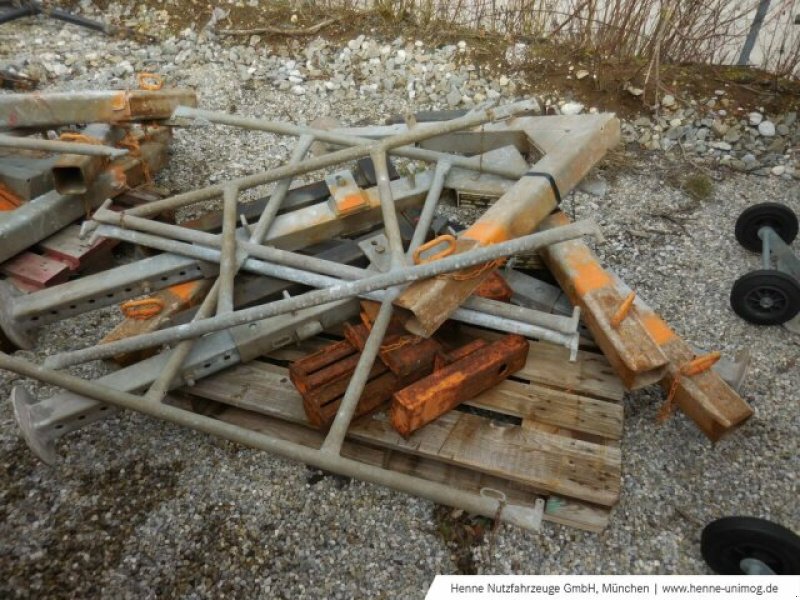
xmin=172 ymin=106 xmax=527 ymax=181
xmin=217 ymin=186 xmax=239 ymax=315
xmin=0 ymin=133 xmax=128 ymax=157
xmin=47 ymin=221 xmax=599 ymax=369
xmin=94 ymin=223 xmax=580 ymax=347
xmin=92 ymin=206 xmax=380 ymax=280
xmin=249 ymin=134 xmax=314 ymax=243
xmin=407 ymin=161 xmax=451 ymax=257
xmin=321 ymin=150 xmax=406 ymax=454
xmin=123 ymin=100 xmax=536 ymax=218
xmin=322 ymin=293 xmax=396 ymax=454
xmin=0 ymin=352 xmax=542 ymax=531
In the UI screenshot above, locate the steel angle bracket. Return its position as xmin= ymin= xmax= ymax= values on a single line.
xmin=394 ymin=113 xmax=621 ymax=337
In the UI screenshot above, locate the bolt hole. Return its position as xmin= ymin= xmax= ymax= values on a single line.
xmin=54 ymin=424 xmax=64 ymax=430
xmin=160 ymin=276 xmax=168 ymax=281
xmin=223 ymin=354 xmax=231 ymax=361
xmin=124 ymin=288 xmax=132 ymax=293
xmin=77 ymin=415 xmax=85 ymax=420
xmin=99 ymin=406 xmax=109 ymax=411
xmin=88 ymin=299 xmax=95 ymax=304
xmin=106 ymin=293 xmax=114 ymax=298
xmin=179 ymin=271 xmax=186 ymax=276
xmin=31 ymin=316 xmax=39 ymax=321
xmin=69 ymin=305 xmax=77 ymax=309
xmin=203 ymin=363 xmax=211 ymax=369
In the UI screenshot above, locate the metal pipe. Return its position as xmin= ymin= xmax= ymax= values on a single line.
xmin=0 ymin=133 xmax=128 ymax=157
xmin=0 ymin=352 xmax=542 ymax=531
xmin=121 ymin=100 xmax=536 ymax=219
xmin=760 ymin=226 xmax=772 ymax=270
xmin=171 ymin=106 xmax=526 ymax=181
xmin=249 ymin=134 xmax=314 ymax=242
xmin=95 ymin=224 xmax=579 ymax=354
xmin=91 ymin=211 xmax=579 ymax=335
xmin=217 ymin=186 xmax=239 ymax=315
xmin=45 ymin=220 xmax=599 ymax=368
xmin=321 ymin=150 xmax=406 ymax=454
xmin=90 ymin=206 xmax=377 ymax=280
xmin=407 ymin=161 xmax=451 ymax=257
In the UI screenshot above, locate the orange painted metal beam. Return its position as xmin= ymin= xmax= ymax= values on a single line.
xmin=395 ymin=113 xmax=621 ymax=337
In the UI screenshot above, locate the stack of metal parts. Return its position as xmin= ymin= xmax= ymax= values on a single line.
xmin=0 ymin=95 xmax=755 ymax=531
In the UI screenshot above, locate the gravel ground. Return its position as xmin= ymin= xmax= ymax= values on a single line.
xmin=1 ymin=12 xmax=799 ymax=599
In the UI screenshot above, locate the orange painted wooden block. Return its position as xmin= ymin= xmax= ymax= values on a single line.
xmin=391 ymin=334 xmax=529 ymax=437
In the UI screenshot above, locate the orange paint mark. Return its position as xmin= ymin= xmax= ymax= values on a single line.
xmin=462 ymin=221 xmax=510 ymax=244
xmin=610 ymin=291 xmax=636 ymax=328
xmin=572 ymin=262 xmax=613 ymax=296
xmin=640 ymin=312 xmax=677 ymax=345
xmin=168 ymin=280 xmax=205 ymax=302
xmin=0 ymin=184 xmax=22 ymax=211
xmin=336 ymin=193 xmax=368 ymax=215
xmin=108 ymin=166 xmax=127 ymax=189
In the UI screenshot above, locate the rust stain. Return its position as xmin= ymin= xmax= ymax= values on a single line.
xmin=0 ymin=184 xmax=22 ymax=211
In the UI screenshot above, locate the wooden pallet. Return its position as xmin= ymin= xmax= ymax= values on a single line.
xmin=178 ymin=334 xmax=625 ymax=532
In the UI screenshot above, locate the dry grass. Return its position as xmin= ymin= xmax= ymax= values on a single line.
xmin=301 ymin=0 xmax=800 ymax=78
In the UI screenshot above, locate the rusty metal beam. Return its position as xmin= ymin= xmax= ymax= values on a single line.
xmin=391 ymin=334 xmax=529 ymax=436
xmin=0 ymin=89 xmax=197 ymax=129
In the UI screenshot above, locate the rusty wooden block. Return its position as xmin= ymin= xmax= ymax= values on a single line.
xmin=289 ymin=338 xmax=395 ymax=428
xmin=473 ymin=271 xmax=513 ymax=302
xmin=343 ymin=321 xmax=442 ymax=378
xmin=1 ymin=251 xmax=70 ymax=290
xmin=391 ymin=334 xmax=529 ymax=437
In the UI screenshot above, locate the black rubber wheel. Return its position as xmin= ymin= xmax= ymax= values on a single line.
xmin=730 ymin=269 xmax=800 ymax=325
xmin=735 ymin=202 xmax=799 ymax=252
xmin=701 ymin=516 xmax=800 ymax=575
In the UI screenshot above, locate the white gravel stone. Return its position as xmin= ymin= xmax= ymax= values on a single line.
xmin=758 ymin=121 xmax=776 ymax=137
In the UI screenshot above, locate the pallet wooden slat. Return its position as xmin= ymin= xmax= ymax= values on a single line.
xmin=188 ymin=359 xmax=621 ymax=507
xmin=172 ymin=396 xmax=610 ymax=532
